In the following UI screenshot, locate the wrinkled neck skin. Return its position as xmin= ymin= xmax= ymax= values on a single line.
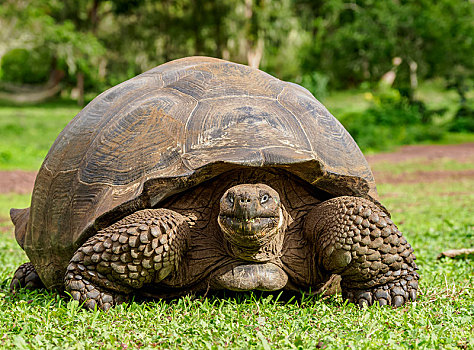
xmin=224 ymin=220 xmax=286 ymax=262
xmin=217 ymin=183 xmax=288 ymax=263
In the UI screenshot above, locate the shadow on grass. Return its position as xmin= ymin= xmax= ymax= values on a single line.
xmin=140 ymin=288 xmax=343 ymax=308
xmin=1 ymin=274 xmax=344 ymax=311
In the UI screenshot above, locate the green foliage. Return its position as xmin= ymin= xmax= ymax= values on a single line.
xmin=44 ymin=21 xmax=105 ymax=76
xmin=0 ymin=0 xmax=106 ymax=92
xmin=0 ymin=0 xmax=472 ymax=105
xmin=0 ymin=49 xmax=52 ymax=85
xmin=449 ymin=106 xmax=474 ymax=133
xmin=300 ymin=71 xmax=329 ymax=100
xmin=420 ymin=0 xmax=474 ymax=97
xmin=339 ymin=90 xmax=446 ymax=151
xmin=297 ymin=0 xmax=473 ymax=96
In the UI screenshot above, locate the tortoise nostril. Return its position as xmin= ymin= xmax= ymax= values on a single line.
xmin=240 ymin=198 xmax=251 ymax=203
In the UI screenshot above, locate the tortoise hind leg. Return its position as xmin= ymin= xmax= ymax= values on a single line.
xmin=305 ymin=196 xmax=419 ymax=307
xmin=10 ymin=207 xmax=43 ymax=290
xmin=64 ymin=208 xmax=190 ymax=310
xmin=11 ymin=262 xmax=44 ymax=290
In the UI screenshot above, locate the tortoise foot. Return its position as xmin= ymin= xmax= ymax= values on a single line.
xmin=10 ymin=262 xmax=44 ymax=291
xmin=306 ymin=196 xmax=419 ymax=307
xmin=65 ymin=273 xmax=128 ymax=311
xmin=64 ymin=208 xmax=190 ymax=310
xmin=343 ymin=272 xmax=419 ymax=307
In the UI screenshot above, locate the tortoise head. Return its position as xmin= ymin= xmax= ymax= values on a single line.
xmin=218 ymin=184 xmax=284 ymax=252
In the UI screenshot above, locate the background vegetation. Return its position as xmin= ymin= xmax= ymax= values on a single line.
xmin=0 ymin=1 xmax=473 ymax=349
xmin=0 ymin=0 xmax=473 ymax=154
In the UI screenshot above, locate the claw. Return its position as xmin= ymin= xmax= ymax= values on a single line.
xmin=343 ymin=269 xmax=418 ymax=308
xmin=358 ymin=291 xmax=372 ymax=305
xmin=375 ymin=289 xmax=390 ymax=300
xmin=85 ymin=299 xmax=97 ymax=310
xmin=391 ymin=286 xmax=405 ymax=296
xmin=393 ymin=295 xmax=404 ymax=307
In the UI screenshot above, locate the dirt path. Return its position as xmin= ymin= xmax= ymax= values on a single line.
xmin=366 ymin=143 xmax=474 ymax=185
xmin=0 ymin=170 xmax=36 ymax=194
xmin=365 ymin=143 xmax=474 ymax=164
xmin=0 ymin=143 xmax=473 ymax=195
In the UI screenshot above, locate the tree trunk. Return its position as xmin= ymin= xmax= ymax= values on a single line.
xmin=0 ymin=68 xmax=64 ymax=104
xmin=409 ymin=60 xmax=418 ymax=90
xmin=212 ymin=0 xmax=223 ymax=57
xmin=245 ymin=0 xmax=264 ymax=69
xmin=247 ymin=38 xmax=264 ymax=69
xmin=193 ymin=0 xmax=204 ymax=55
xmin=89 ymin=0 xmax=100 ymax=34
xmin=77 ymin=72 xmax=84 ymax=106
xmin=0 ymin=84 xmax=61 ymax=104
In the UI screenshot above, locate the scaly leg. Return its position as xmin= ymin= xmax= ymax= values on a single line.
xmin=64 ymin=208 xmax=190 ymax=310
xmin=305 ymin=196 xmax=419 ymax=307
xmin=10 ymin=262 xmax=44 ymax=290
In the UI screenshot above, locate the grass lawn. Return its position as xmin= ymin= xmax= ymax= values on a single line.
xmin=323 ymin=79 xmax=474 ymax=118
xmin=0 ymin=100 xmax=81 ymax=171
xmin=0 ymin=162 xmax=472 ymax=349
xmin=0 ymin=90 xmax=472 ymax=348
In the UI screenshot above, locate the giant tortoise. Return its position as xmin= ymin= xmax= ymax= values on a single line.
xmin=10 ymin=56 xmax=419 ymax=310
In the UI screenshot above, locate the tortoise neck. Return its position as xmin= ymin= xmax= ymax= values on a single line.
xmin=222 ymin=207 xmax=290 ymax=263
xmin=225 ymin=227 xmax=286 ymax=263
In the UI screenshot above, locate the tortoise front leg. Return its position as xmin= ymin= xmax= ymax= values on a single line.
xmin=305 ymin=196 xmax=419 ymax=307
xmin=64 ymin=208 xmax=190 ymax=310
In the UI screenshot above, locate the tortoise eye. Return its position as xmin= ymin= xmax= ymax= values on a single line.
xmin=260 ymin=194 xmax=269 ymax=204
xmin=228 ymin=195 xmax=234 ymax=204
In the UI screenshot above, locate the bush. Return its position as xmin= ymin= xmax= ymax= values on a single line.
xmin=339 ymin=89 xmax=446 ymax=151
xmin=300 ymin=72 xmax=329 ymax=100
xmin=449 ymin=106 xmax=474 ymax=132
xmin=1 ymin=48 xmax=53 ymax=85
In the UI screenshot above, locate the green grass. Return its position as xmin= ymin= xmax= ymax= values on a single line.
xmin=371 ymin=157 xmax=474 ymax=175
xmin=0 ymin=165 xmax=473 ymax=348
xmin=324 ymin=89 xmax=371 ymax=117
xmin=0 ymin=88 xmax=472 ymax=348
xmin=324 ymin=79 xmax=474 ymax=118
xmin=0 ymin=100 xmax=81 ymax=170
xmin=0 ymin=194 xmax=31 ymax=231
xmin=415 ymin=132 xmax=474 ymax=146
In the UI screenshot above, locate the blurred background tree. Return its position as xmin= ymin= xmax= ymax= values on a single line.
xmin=0 ymin=0 xmax=472 ymax=148
xmin=1 ymin=0 xmax=472 ymax=96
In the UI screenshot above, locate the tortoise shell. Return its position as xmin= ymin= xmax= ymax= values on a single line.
xmin=20 ymin=57 xmax=377 ymax=289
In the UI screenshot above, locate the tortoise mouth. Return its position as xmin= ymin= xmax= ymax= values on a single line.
xmin=218 ymin=213 xmax=282 ymax=248
xmin=219 ymin=215 xmax=279 ymax=235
